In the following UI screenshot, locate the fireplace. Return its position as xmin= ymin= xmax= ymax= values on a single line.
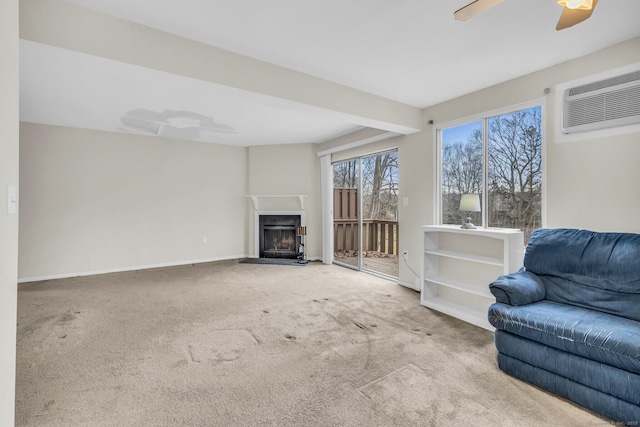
xmin=259 ymin=215 xmax=302 ymax=259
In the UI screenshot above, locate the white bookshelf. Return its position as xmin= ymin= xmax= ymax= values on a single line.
xmin=421 ymin=225 xmax=524 ymax=331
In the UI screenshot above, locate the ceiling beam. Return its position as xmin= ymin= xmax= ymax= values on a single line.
xmin=20 ymin=0 xmax=423 ymax=135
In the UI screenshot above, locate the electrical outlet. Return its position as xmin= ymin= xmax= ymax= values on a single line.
xmin=402 ymin=251 xmax=408 ymax=260
xmin=7 ymin=186 xmax=17 ymax=215
xmin=202 ymin=236 xmax=208 ymax=244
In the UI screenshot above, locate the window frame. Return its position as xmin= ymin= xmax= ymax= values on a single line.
xmin=434 ymin=98 xmax=547 ymax=230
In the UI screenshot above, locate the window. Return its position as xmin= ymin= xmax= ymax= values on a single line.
xmin=439 ymin=105 xmax=543 ymax=242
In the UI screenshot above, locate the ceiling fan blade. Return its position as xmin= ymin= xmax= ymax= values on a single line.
xmin=556 ymin=0 xmax=598 ymax=30
xmin=454 ymin=0 xmax=505 ymax=21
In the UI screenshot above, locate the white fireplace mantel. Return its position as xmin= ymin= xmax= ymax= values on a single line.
xmin=246 ymin=195 xmax=308 ymax=210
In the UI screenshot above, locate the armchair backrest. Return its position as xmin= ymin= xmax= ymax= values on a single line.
xmin=524 ymin=228 xmax=640 ymax=321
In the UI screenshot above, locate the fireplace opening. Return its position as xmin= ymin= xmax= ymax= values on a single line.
xmin=259 ymin=215 xmax=301 ymax=259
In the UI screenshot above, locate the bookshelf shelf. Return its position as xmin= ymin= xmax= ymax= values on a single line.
xmin=421 ymin=225 xmax=524 ymax=331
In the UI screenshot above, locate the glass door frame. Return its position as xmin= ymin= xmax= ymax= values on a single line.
xmin=332 ymin=156 xmax=362 ymax=271
xmin=332 ymin=149 xmax=399 ymax=279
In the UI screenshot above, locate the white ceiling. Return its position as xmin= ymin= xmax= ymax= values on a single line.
xmin=20 ymin=40 xmax=363 ymax=146
xmin=20 ymin=0 xmax=640 ymax=146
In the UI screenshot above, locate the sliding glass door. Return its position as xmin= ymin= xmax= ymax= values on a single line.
xmin=361 ymin=151 xmax=398 ymax=277
xmin=332 ymin=150 xmax=398 ymax=278
xmin=332 ymin=159 xmax=359 ymax=269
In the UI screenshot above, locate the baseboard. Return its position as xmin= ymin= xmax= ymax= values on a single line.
xmin=397 ymin=280 xmax=420 ymax=292
xmin=17 ymin=254 xmax=249 ymax=283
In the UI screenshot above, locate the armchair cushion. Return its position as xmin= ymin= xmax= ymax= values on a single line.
xmin=489 ymin=270 xmax=546 ymax=306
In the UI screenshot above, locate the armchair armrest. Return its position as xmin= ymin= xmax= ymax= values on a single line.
xmin=489 ymin=269 xmax=546 ymax=306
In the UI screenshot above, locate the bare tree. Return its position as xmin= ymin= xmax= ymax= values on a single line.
xmin=333 ymin=160 xmax=358 ymax=188
xmin=441 ymin=130 xmax=483 ymax=224
xmin=363 ymin=153 xmax=397 ymax=220
xmin=488 ymin=108 xmax=542 ymax=240
xmin=440 ymin=107 xmax=542 ymax=241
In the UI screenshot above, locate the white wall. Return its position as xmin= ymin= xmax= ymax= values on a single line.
xmin=18 ymin=125 xmax=325 ymax=278
xmin=0 ymin=0 xmax=19 ymax=424
xmin=247 ymin=143 xmax=321 ymax=259
xmin=19 ymin=124 xmax=248 ymax=280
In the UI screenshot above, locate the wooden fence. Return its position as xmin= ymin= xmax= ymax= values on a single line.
xmin=333 ymin=188 xmax=398 ymax=255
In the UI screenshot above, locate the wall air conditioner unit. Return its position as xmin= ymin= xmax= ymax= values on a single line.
xmin=562 ymin=70 xmax=640 ymax=134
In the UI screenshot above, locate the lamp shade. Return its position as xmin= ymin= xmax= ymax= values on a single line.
xmin=459 ymin=194 xmax=481 ymax=212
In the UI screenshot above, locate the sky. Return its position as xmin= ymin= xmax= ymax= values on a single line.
xmin=441 ymin=120 xmax=481 ymax=146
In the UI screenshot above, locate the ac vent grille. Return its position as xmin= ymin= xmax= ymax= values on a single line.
xmin=568 ymin=70 xmax=640 ymax=96
xmin=562 ymin=69 xmax=640 ymax=134
xmin=565 ymin=85 xmax=640 ymax=128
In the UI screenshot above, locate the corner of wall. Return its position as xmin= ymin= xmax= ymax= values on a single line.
xmin=0 ymin=0 xmax=19 ymax=424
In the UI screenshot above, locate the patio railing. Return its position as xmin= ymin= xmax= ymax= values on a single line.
xmin=334 ymin=219 xmax=398 ymax=255
xmin=333 ymin=187 xmax=398 ymax=255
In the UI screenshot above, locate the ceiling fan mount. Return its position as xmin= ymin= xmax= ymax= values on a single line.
xmin=454 ymin=0 xmax=598 ymax=30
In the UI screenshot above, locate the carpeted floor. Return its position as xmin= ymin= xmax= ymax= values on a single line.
xmin=16 ymin=260 xmax=604 ymax=426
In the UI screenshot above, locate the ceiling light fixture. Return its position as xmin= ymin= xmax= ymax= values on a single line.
xmin=121 ymin=109 xmax=237 ymax=139
xmin=557 ymin=0 xmax=593 ymax=10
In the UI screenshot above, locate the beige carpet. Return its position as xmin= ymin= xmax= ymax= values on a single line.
xmin=16 ymin=260 xmax=604 ymax=426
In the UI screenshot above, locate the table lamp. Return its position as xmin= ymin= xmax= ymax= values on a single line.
xmin=459 ymin=194 xmax=481 ymax=229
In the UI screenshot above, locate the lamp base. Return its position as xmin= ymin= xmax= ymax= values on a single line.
xmin=460 ymin=215 xmax=476 ymax=229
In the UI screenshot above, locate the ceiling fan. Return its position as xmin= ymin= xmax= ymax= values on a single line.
xmin=454 ymin=0 xmax=598 ymax=30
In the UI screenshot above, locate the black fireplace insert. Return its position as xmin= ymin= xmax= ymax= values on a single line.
xmin=259 ymin=215 xmax=301 ymax=259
